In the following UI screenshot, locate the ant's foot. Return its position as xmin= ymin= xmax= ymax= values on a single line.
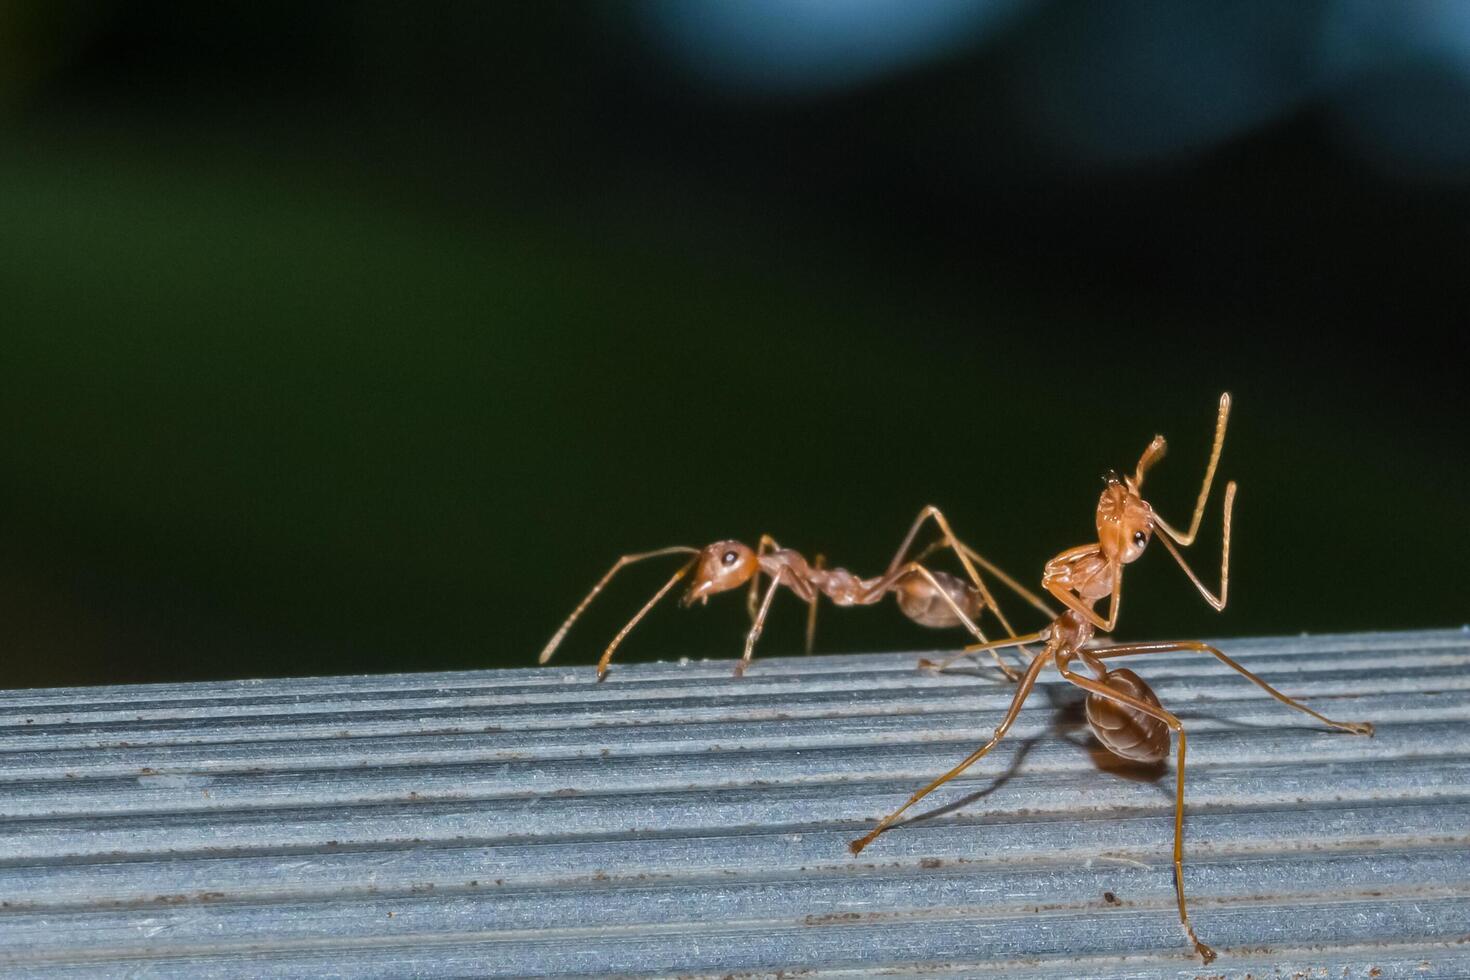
xmin=1183 ymin=923 xmax=1217 ymax=964
xmin=917 ymin=655 xmax=975 ymax=674
xmin=1345 ymin=721 xmax=1374 ymax=737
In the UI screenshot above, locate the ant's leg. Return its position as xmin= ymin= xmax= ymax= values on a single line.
xmin=1094 ymin=639 xmax=1373 ymax=736
xmin=945 ymin=538 xmax=1052 ymax=666
xmin=805 ymin=554 xmax=825 ymax=654
xmin=908 ymin=536 xmax=1038 ymax=673
xmin=540 ymin=546 xmax=699 ymax=665
xmin=1154 ymin=481 xmax=1234 ymax=612
xmin=747 ymin=534 xmax=781 ymax=622
xmin=849 ymin=651 xmax=1048 ymax=854
xmin=910 ymin=537 xmax=1054 ymax=621
xmin=883 ymin=506 xmax=1021 ymax=637
xmin=1045 ymin=562 xmax=1124 ymax=633
xmin=1054 ymin=660 xmax=1215 ymax=965
xmin=1150 ymin=392 xmax=1231 ymax=545
xmin=918 ymin=629 xmax=1049 ymax=672
xmin=887 ymin=506 xmax=1052 ymax=674
xmin=884 ymin=506 xmax=942 ymax=575
xmin=736 ymin=569 xmax=788 ymax=678
xmin=594 ymin=557 xmax=699 ymax=681
xmin=872 ymin=561 xmax=1020 ymax=680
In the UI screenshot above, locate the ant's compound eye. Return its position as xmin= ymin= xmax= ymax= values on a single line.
xmin=1132 ymin=531 xmax=1147 ymax=547
xmin=722 ymin=550 xmax=739 ymax=566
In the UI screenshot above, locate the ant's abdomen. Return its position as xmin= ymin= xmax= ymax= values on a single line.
xmin=894 ymin=570 xmax=983 ymax=628
xmin=1086 ymin=667 xmax=1169 ymax=762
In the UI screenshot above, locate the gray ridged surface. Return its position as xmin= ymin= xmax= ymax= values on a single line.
xmin=0 ymin=628 xmax=1467 ymax=978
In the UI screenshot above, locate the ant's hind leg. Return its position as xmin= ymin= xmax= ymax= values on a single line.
xmin=805 ymin=554 xmax=825 ymax=654
xmin=885 ymin=507 xmax=1018 ymax=632
xmin=1055 ymin=661 xmax=1216 ymax=964
xmin=870 ymin=561 xmax=1020 ymax=681
xmin=888 ymin=506 xmax=1048 ymax=674
xmin=1094 ymin=639 xmax=1373 ymax=736
xmin=910 ymin=535 xmax=1055 ymax=627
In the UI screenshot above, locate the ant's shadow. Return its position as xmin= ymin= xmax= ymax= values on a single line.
xmin=900 ymin=675 xmax=1169 ymax=829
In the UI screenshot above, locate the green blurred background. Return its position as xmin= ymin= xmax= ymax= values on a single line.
xmin=0 ymin=2 xmax=1466 ymax=687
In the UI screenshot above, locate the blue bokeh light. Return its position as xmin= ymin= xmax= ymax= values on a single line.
xmin=641 ymin=0 xmax=1031 ymax=95
xmin=1322 ymin=0 xmax=1470 ymax=179
xmin=1011 ymin=3 xmax=1332 ymax=166
xmin=643 ymin=0 xmax=1470 ymax=181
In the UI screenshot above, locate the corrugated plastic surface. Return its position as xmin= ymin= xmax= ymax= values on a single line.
xmin=0 ymin=629 xmax=1466 ymax=978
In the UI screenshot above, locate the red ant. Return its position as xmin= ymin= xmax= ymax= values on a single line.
xmin=538 ymin=507 xmax=1052 ymax=680
xmin=851 ymin=394 xmax=1374 ymax=964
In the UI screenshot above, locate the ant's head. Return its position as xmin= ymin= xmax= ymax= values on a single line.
xmin=682 ymin=540 xmax=758 ymax=606
xmin=1096 ymin=470 xmax=1154 ymax=564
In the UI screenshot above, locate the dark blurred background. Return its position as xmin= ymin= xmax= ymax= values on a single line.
xmin=1 ymin=2 xmax=1466 ymax=688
